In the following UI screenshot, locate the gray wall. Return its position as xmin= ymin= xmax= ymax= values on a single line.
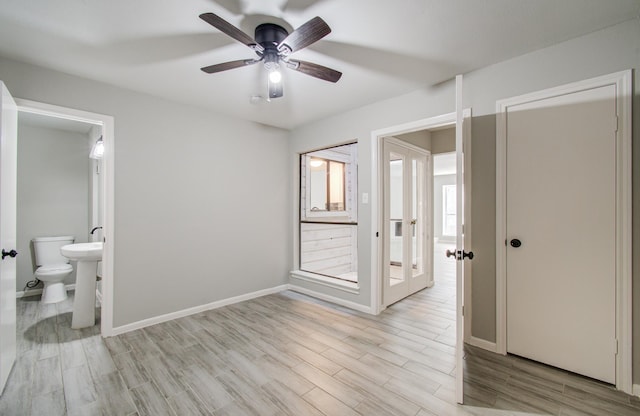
xmin=431 ymin=128 xmax=455 ymax=154
xmin=289 ymin=19 xmax=640 ymax=383
xmin=16 ymin=123 xmax=90 ymax=290
xmin=0 ymin=56 xmax=291 ymax=327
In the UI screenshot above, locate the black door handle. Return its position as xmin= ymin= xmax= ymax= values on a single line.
xmin=510 ymin=239 xmax=522 ymax=248
xmin=446 ymin=249 xmax=474 ymax=260
xmin=2 ymin=249 xmax=18 ymax=260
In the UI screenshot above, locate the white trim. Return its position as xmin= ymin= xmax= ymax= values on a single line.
xmin=16 ymin=283 xmax=76 ymax=298
xmin=287 ymin=284 xmax=374 ymax=314
xmin=290 ymin=270 xmax=360 ymax=294
xmin=495 ymin=70 xmax=633 ymax=394
xmin=14 ymin=98 xmax=115 ymax=337
xmin=469 ymin=336 xmax=498 ymax=353
xmin=384 ymin=136 xmax=432 ymax=154
xmin=633 ymin=384 xmax=640 ymax=398
xmin=111 ymin=285 xmax=288 ymax=336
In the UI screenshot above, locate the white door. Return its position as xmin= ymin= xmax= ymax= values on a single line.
xmin=383 ymin=138 xmax=431 ymax=306
xmin=506 ymin=84 xmax=617 ymax=383
xmin=0 ymin=81 xmax=18 ymax=393
xmin=453 ymin=75 xmax=468 ymax=404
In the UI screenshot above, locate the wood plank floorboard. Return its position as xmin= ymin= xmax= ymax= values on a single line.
xmin=2 ymin=242 xmax=639 ymax=415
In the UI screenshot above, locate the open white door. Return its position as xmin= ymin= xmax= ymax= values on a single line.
xmin=454 ymin=74 xmax=470 ymax=404
xmin=0 ymin=81 xmax=18 ymax=394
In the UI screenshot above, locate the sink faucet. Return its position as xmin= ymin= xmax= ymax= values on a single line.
xmin=90 ymin=226 xmax=103 ymax=235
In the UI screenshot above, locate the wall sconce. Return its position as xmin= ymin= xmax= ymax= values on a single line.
xmin=89 ymin=137 xmax=104 ymax=159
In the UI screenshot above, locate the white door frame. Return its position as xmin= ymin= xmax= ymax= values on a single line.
xmin=15 ymin=98 xmax=115 ymax=337
xmin=370 ymin=109 xmax=472 ymax=324
xmin=495 ymin=70 xmax=632 ymax=393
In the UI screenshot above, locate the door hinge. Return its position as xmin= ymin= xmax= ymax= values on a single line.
xmin=462 ymin=306 xmax=465 ymax=316
xmin=615 ymin=116 xmax=619 ymax=132
xmin=614 ymin=339 xmax=619 ymax=355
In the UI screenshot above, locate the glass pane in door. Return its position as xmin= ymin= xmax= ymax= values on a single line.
xmin=412 ymin=158 xmax=424 ymax=277
xmin=389 ymin=154 xmax=404 ymax=286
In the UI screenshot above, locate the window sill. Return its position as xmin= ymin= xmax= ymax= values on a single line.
xmin=289 ymin=270 xmax=360 ymax=295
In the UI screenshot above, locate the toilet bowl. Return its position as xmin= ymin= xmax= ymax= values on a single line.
xmin=32 ymin=236 xmax=74 ymax=304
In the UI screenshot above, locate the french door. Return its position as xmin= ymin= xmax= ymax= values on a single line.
xmin=382 ymin=138 xmax=431 ymax=306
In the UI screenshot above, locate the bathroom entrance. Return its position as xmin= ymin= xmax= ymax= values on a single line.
xmin=2 ymin=89 xmax=115 ymax=337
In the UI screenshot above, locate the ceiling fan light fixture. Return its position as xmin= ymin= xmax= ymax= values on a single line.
xmin=269 ymin=69 xmax=282 ymax=84
xmin=199 ymin=13 xmax=342 ymax=98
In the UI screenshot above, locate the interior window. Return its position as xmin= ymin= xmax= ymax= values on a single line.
xmin=300 ymin=143 xmax=357 ymax=282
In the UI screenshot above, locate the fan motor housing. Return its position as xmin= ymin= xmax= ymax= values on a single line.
xmin=255 ymin=23 xmax=288 ymax=48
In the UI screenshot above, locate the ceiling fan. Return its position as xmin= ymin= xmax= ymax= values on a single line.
xmin=199 ymin=13 xmax=342 ymax=99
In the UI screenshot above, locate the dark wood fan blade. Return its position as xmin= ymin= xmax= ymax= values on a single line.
xmin=269 ymin=79 xmax=283 ymax=99
xmin=287 ymin=59 xmax=342 ymax=83
xmin=278 ymin=16 xmax=330 ymax=53
xmin=199 ymin=13 xmax=263 ymax=52
xmin=201 ymin=59 xmax=259 ymax=74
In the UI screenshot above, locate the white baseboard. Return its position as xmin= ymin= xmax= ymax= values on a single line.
xmin=633 ymin=384 xmax=640 ymax=398
xmin=290 ymin=270 xmax=360 ymax=294
xmin=469 ymin=335 xmax=498 ymax=353
xmin=17 ymin=283 xmax=76 ymax=298
xmin=110 ymin=285 xmax=288 ymax=336
xmin=287 ymin=283 xmax=374 ymax=314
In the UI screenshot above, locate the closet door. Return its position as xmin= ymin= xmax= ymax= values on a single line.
xmin=506 ymin=84 xmax=617 ymax=384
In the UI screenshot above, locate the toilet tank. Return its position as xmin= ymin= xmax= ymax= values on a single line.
xmin=32 ymin=236 xmax=75 ymax=266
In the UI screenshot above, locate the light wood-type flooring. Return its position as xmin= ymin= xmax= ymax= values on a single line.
xmin=1 ymin=242 xmax=639 ymax=415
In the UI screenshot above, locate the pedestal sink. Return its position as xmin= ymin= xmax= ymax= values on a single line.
xmin=61 ymin=242 xmax=103 ymax=329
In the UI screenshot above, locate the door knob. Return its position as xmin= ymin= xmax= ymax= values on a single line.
xmin=510 ymin=239 xmax=522 ymax=248
xmin=2 ymin=249 xmax=18 ymax=260
xmin=410 ymin=219 xmax=417 ymax=225
xmin=446 ymin=249 xmax=474 ymax=260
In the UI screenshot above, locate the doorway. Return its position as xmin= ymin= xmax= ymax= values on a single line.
xmin=371 ymin=103 xmax=471 ymax=404
xmin=14 ymin=99 xmax=115 ymax=337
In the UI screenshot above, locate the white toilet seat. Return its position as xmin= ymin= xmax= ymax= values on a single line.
xmin=35 ymin=263 xmax=73 ymax=278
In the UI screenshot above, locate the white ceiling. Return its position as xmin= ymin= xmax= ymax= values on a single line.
xmin=1 ymin=0 xmax=638 ymax=130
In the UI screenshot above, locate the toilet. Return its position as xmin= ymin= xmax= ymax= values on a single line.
xmin=32 ymin=236 xmax=74 ymax=304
